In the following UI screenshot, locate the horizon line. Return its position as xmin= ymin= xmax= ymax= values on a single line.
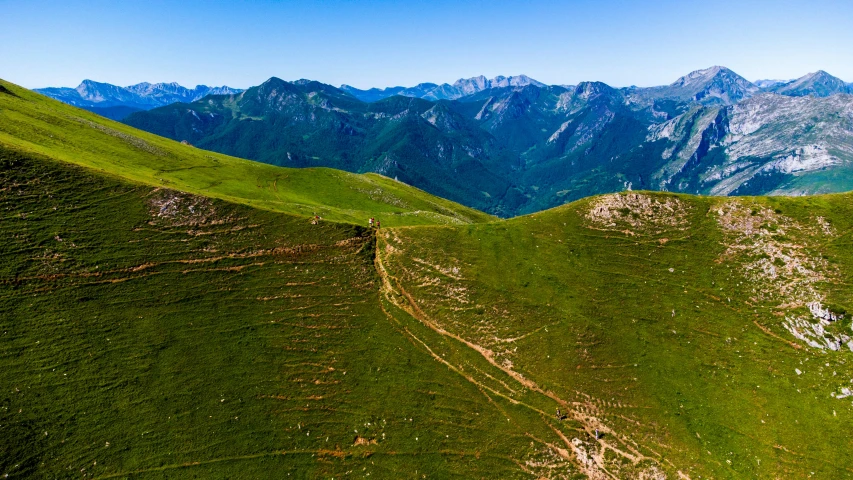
xmin=27 ymin=67 xmax=852 ymax=92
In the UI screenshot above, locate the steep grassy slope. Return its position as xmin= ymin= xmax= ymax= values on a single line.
xmin=378 ymin=191 xmax=853 ymax=478
xmin=0 ymin=150 xmax=531 ymax=479
xmin=0 ymin=79 xmax=493 ymax=227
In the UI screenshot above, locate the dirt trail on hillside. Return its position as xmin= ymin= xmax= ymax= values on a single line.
xmin=373 ymin=231 xmax=680 ymax=480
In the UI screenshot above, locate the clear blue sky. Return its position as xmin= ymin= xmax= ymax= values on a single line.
xmin=3 ymin=0 xmax=852 ymax=89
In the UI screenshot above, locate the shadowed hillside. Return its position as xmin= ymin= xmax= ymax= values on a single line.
xmin=0 ymin=150 xmax=530 ymax=478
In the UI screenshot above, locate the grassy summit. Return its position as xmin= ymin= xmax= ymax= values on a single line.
xmin=378 ymin=192 xmax=853 ymax=478
xmin=2 ymin=79 xmax=853 ymax=478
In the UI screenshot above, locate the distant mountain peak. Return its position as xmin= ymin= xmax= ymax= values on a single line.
xmin=638 ymin=66 xmax=760 ymax=106
xmin=260 ymin=76 xmax=286 ymax=86
xmin=804 ymin=70 xmax=842 ymax=83
xmin=34 ymin=79 xmax=244 ymax=120
xmin=795 ymin=70 xmax=836 ymax=83
xmin=769 ymin=70 xmax=849 ymax=97
xmin=452 ymin=75 xmax=488 ymax=88
xmin=452 ymin=74 xmax=544 ymax=88
xmin=671 ymin=66 xmax=740 ymax=88
xmin=343 ymin=75 xmax=546 ymax=102
xmin=574 ymin=81 xmax=619 ymax=99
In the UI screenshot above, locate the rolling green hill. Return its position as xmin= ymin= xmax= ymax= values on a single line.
xmin=0 ymin=80 xmax=493 ymax=227
xmin=378 ymin=192 xmax=853 ymax=478
xmin=1 ymin=148 xmax=528 ymax=478
xmin=3 ymin=76 xmax=853 ymax=478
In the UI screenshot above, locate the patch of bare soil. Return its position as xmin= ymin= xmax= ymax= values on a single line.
xmin=525 ymin=432 xmax=676 ymax=480
xmin=352 ymin=436 xmax=377 ymax=446
xmin=147 ymin=189 xmax=226 ymax=227
xmin=586 ymin=193 xmax=691 ymax=235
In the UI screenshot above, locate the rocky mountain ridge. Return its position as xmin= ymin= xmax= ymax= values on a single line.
xmin=341 ymin=74 xmax=545 ymax=102
xmin=622 ymin=66 xmax=761 ymax=109
xmin=765 ymin=70 xmax=852 ymax=97
xmin=34 ymin=80 xmax=243 ymax=119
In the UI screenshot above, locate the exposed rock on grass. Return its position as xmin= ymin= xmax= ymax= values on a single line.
xmin=831 ymin=386 xmax=853 ymax=400
xmin=353 ymin=436 xmax=377 ymax=446
xmin=586 ymin=193 xmax=691 ymax=235
xmin=783 ymin=310 xmax=851 ymax=351
xmin=714 ymin=201 xmax=833 ymax=306
xmin=148 ymin=189 xmax=223 ymax=227
xmin=713 ymin=200 xmax=850 ymax=350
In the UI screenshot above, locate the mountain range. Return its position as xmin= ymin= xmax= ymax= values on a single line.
xmin=34 ymin=80 xmax=243 ymax=120
xmin=766 ymin=70 xmax=852 ymax=97
xmin=111 ymin=67 xmax=853 ymax=216
xmin=341 ymin=74 xmax=546 ymax=102
xmin=342 ymin=68 xmax=853 ymax=103
xmin=36 ymin=69 xmax=853 ymax=119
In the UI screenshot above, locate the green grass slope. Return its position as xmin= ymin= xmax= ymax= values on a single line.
xmin=0 ymin=80 xmax=493 ymax=227
xmin=378 ymin=191 xmax=853 ymax=478
xmin=0 ymin=150 xmax=532 ymax=479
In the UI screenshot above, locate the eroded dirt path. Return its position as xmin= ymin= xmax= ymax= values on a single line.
xmin=373 ymin=229 xmax=678 ymax=480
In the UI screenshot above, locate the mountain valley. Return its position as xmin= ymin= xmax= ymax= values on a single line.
xmin=112 ymin=67 xmax=853 ymax=216
xmin=35 ymin=80 xmax=243 ymax=120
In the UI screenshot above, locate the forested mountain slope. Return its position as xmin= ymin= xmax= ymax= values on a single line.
xmin=124 ymin=69 xmax=853 ymax=216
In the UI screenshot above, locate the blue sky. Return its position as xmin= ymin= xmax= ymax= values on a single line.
xmin=3 ymin=0 xmax=852 ymax=89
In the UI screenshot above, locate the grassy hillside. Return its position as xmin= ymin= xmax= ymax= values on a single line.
xmin=0 ymin=80 xmax=493 ymax=227
xmin=378 ymin=191 xmax=853 ymax=478
xmin=0 ymin=150 xmax=528 ymax=479
xmin=3 ymin=77 xmax=853 ymax=478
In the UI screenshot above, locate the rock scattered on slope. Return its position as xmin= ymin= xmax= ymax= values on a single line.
xmin=585 ymin=193 xmax=691 ymax=235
